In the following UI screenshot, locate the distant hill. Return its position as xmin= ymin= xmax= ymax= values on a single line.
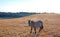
xmin=0 ymin=12 xmax=37 ymax=18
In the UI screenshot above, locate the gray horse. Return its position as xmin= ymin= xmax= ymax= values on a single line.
xmin=28 ymin=20 xmax=43 ymax=34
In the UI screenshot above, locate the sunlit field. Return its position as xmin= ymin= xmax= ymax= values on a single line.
xmin=0 ymin=14 xmax=60 ymax=37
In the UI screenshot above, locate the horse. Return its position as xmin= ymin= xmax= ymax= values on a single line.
xmin=28 ymin=20 xmax=43 ymax=34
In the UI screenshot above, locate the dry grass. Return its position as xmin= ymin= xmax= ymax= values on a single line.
xmin=0 ymin=14 xmax=60 ymax=37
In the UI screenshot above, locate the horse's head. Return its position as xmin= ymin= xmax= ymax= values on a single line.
xmin=28 ymin=20 xmax=34 ymax=26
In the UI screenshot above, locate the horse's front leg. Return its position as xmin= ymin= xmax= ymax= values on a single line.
xmin=34 ymin=27 xmax=36 ymax=34
xmin=30 ymin=27 xmax=33 ymax=33
xmin=39 ymin=27 xmax=41 ymax=32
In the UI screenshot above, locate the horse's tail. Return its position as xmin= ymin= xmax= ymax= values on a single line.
xmin=41 ymin=25 xmax=43 ymax=29
xmin=40 ymin=23 xmax=43 ymax=30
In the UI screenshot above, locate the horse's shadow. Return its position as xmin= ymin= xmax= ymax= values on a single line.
xmin=29 ymin=32 xmax=40 ymax=37
xmin=18 ymin=32 xmax=41 ymax=37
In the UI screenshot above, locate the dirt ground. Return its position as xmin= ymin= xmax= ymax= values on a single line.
xmin=0 ymin=14 xmax=60 ymax=37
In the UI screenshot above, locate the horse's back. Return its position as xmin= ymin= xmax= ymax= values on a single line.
xmin=35 ymin=21 xmax=43 ymax=27
xmin=37 ymin=21 xmax=43 ymax=25
xmin=29 ymin=20 xmax=43 ymax=27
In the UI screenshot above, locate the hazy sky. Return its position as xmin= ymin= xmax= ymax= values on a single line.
xmin=0 ymin=0 xmax=60 ymax=13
